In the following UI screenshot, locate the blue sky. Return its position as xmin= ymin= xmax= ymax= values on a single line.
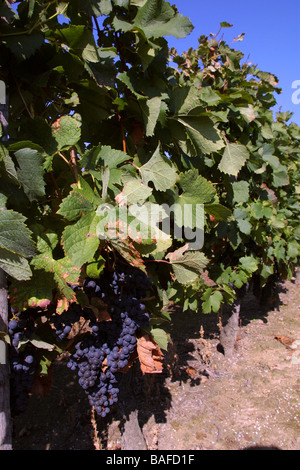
xmin=167 ymin=0 xmax=300 ymax=125
xmin=9 ymin=1 xmax=300 ymax=125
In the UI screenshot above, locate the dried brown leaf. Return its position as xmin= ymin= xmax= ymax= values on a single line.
xmin=275 ymin=335 xmax=296 ymax=349
xmin=137 ymin=335 xmax=164 ymax=374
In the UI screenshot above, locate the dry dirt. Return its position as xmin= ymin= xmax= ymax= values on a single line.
xmin=12 ymin=269 xmax=300 ymax=451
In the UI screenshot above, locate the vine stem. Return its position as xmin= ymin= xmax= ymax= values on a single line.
xmin=70 ymin=148 xmax=80 ymax=187
xmin=0 ymin=268 xmax=12 ymax=450
xmin=49 ymin=171 xmax=63 ymax=200
xmin=146 ymin=259 xmax=171 ymax=264
xmin=92 ymin=14 xmax=102 ymax=46
xmin=90 ymin=407 xmax=101 ymax=450
xmin=58 ymin=151 xmax=71 ymax=166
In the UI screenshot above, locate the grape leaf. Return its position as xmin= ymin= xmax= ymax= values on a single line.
xmin=32 ymin=229 xmax=80 ymax=301
xmin=80 ymin=145 xmax=130 ymax=171
xmin=0 ymin=144 xmax=18 ymax=183
xmin=134 ymin=0 xmax=194 ymax=39
xmin=57 ymin=178 xmax=99 ymax=222
xmin=204 ymin=204 xmax=232 ymax=221
xmin=9 ymin=270 xmax=54 ymax=312
xmin=176 ymin=116 xmax=225 ymax=155
xmin=14 ymin=148 xmax=46 ymax=201
xmin=110 ymin=237 xmax=146 ymax=271
xmin=0 ymin=209 xmax=36 ymax=258
xmin=140 ymin=145 xmax=178 ymax=191
xmin=61 ymin=212 xmax=101 ymax=267
xmin=86 ymin=254 xmax=105 ymax=278
xmin=51 ymin=115 xmax=81 ymax=150
xmin=149 ymin=327 xmax=169 ymax=351
xmin=201 ymin=289 xmax=223 ymax=314
xmin=0 ymin=247 xmax=32 ymax=281
xmin=173 ymin=171 xmax=215 ymax=230
xmin=115 ymin=180 xmax=153 ymax=205
xmin=31 ymin=253 xmax=80 ymax=302
xmin=232 ymin=181 xmax=250 ymax=203
xmin=140 ymin=96 xmax=162 ymax=136
xmin=218 ymin=143 xmax=250 ymax=176
xmin=2 ymin=32 xmax=44 ymax=60
xmin=166 ymin=244 xmax=208 ymax=284
xmin=239 ymin=256 xmax=258 ymax=274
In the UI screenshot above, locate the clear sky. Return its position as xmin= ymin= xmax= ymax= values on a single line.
xmin=167 ymin=0 xmax=300 ymax=125
xmin=8 ymin=1 xmax=300 ymax=125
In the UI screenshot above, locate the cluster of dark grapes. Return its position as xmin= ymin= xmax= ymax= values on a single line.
xmin=66 ymin=266 xmax=151 ymax=418
xmin=7 ymin=265 xmax=151 ymax=417
xmin=8 ymin=310 xmax=37 ymax=414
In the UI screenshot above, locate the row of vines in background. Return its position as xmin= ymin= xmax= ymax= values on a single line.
xmin=0 ymin=0 xmax=299 ymax=429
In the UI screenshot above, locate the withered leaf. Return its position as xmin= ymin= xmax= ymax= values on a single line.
xmin=275 ymin=335 xmax=295 ymax=348
xmin=137 ymin=334 xmax=164 ymax=374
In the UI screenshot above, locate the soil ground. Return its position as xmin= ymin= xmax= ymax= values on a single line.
xmin=12 ymin=269 xmax=300 ymax=451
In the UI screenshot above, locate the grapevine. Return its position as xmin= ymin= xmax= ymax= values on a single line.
xmin=0 ymin=0 xmax=299 ymax=449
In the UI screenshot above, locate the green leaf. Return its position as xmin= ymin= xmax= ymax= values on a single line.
xmin=287 ymin=240 xmax=299 ymax=259
xmin=140 ymin=96 xmax=162 ymax=136
xmin=198 ymin=87 xmax=222 ymax=106
xmin=272 ymin=166 xmax=289 ymax=187
xmin=239 ymin=256 xmax=258 ymax=274
xmin=176 ymin=116 xmax=224 ymax=155
xmin=229 ymin=269 xmax=249 ymax=288
xmin=81 ymin=145 xmax=130 ymax=171
xmin=86 ymin=254 xmax=105 ymax=278
xmin=166 ymin=245 xmax=208 ymax=284
xmin=218 ymin=143 xmax=250 ymax=176
xmin=234 ymin=207 xmax=252 ymax=235
xmin=53 ymin=24 xmax=103 ymax=64
xmin=220 ymin=21 xmax=233 ymax=28
xmin=236 ymin=218 xmax=252 ymax=235
xmin=173 ymin=170 xmax=215 ymax=229
xmin=128 ymin=202 xmax=172 ymax=253
xmin=117 ymin=71 xmax=146 ymax=100
xmin=170 ymin=86 xmax=203 ymax=115
xmin=9 ymin=271 xmax=54 ymax=311
xmin=51 ymin=115 xmax=81 ymax=150
xmin=80 ymin=0 xmax=113 ymax=16
xmin=179 ymin=170 xmax=215 ymax=204
xmin=140 ymin=145 xmax=178 ymax=191
xmin=0 ymin=247 xmax=32 ymax=281
xmin=0 ymin=210 xmax=36 ymax=258
xmin=204 ymin=204 xmax=232 ymax=221
xmin=62 ymin=212 xmax=101 ymax=267
xmin=57 ymin=180 xmax=98 ymax=221
xmin=2 ymin=32 xmax=44 ymax=60
xmin=115 ymin=180 xmax=153 ymax=205
xmin=149 ymin=327 xmax=169 ymax=350
xmin=0 ymin=144 xmax=18 ymax=184
xmin=31 ymin=254 xmax=80 ymax=301
xmin=14 ymin=148 xmax=45 ymax=201
xmin=232 ymin=181 xmax=250 ymax=204
xmin=113 ymin=0 xmax=129 ymax=7
xmin=134 ymin=0 xmax=194 ymax=39
xmin=201 ymin=289 xmax=223 ymax=314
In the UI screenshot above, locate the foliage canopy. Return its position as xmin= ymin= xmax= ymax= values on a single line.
xmin=0 ymin=0 xmax=299 ymax=375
